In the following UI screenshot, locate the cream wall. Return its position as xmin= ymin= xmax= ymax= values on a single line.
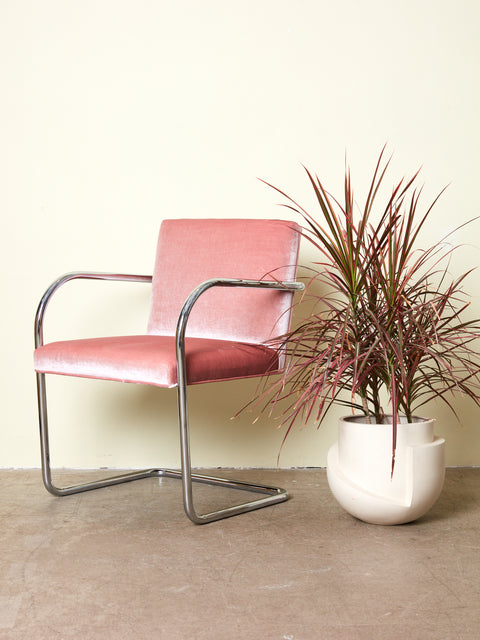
xmin=2 ymin=0 xmax=480 ymax=470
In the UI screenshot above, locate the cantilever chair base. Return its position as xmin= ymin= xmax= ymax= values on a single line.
xmin=40 ymin=466 xmax=289 ymax=525
xmin=36 ymin=370 xmax=289 ymax=525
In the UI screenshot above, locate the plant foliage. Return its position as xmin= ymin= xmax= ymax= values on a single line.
xmin=257 ymin=148 xmax=480 ymax=473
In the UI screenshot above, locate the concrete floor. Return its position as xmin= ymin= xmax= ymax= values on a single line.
xmin=0 ymin=468 xmax=479 ymax=639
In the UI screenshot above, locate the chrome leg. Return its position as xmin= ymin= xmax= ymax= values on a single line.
xmin=35 ymin=372 xmax=289 ymax=522
xmin=36 ymin=372 xmax=160 ymax=495
xmin=175 ymin=318 xmax=289 ymax=524
xmin=176 ymin=378 xmax=288 ymax=524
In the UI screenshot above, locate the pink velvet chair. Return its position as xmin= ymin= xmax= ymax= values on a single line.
xmin=34 ymin=218 xmax=303 ymax=523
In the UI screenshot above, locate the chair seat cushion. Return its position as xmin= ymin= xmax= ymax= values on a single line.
xmin=34 ymin=335 xmax=279 ymax=388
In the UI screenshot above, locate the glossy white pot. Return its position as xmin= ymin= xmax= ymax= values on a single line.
xmin=327 ymin=416 xmax=445 ymax=525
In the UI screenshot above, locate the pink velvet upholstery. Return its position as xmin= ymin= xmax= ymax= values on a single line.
xmin=34 ymin=335 xmax=279 ymax=388
xmin=34 ymin=219 xmax=301 ymax=388
xmin=147 ymin=218 xmax=300 ymax=341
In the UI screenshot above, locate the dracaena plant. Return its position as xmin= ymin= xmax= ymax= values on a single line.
xmin=255 ymin=148 xmax=480 ymax=472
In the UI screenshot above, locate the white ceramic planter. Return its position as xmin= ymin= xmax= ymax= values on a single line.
xmin=327 ymin=415 xmax=445 ymax=525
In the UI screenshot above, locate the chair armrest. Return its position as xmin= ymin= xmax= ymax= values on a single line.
xmin=34 ymin=271 xmax=152 ymax=348
xmin=175 ymin=276 xmax=304 ymax=359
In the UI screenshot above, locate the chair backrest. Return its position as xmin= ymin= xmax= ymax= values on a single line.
xmin=147 ymin=218 xmax=301 ymax=344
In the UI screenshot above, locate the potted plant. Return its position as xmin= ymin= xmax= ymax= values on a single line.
xmin=255 ymin=148 xmax=480 ymax=524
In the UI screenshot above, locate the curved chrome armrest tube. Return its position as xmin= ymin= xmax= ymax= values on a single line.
xmin=176 ymin=277 xmax=304 ymax=347
xmin=34 ymin=271 xmax=152 ymax=348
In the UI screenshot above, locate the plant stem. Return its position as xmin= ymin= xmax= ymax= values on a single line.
xmin=361 ymin=395 xmax=372 ymax=423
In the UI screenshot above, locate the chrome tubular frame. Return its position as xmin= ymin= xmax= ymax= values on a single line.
xmin=35 ymin=272 xmax=304 ymax=524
